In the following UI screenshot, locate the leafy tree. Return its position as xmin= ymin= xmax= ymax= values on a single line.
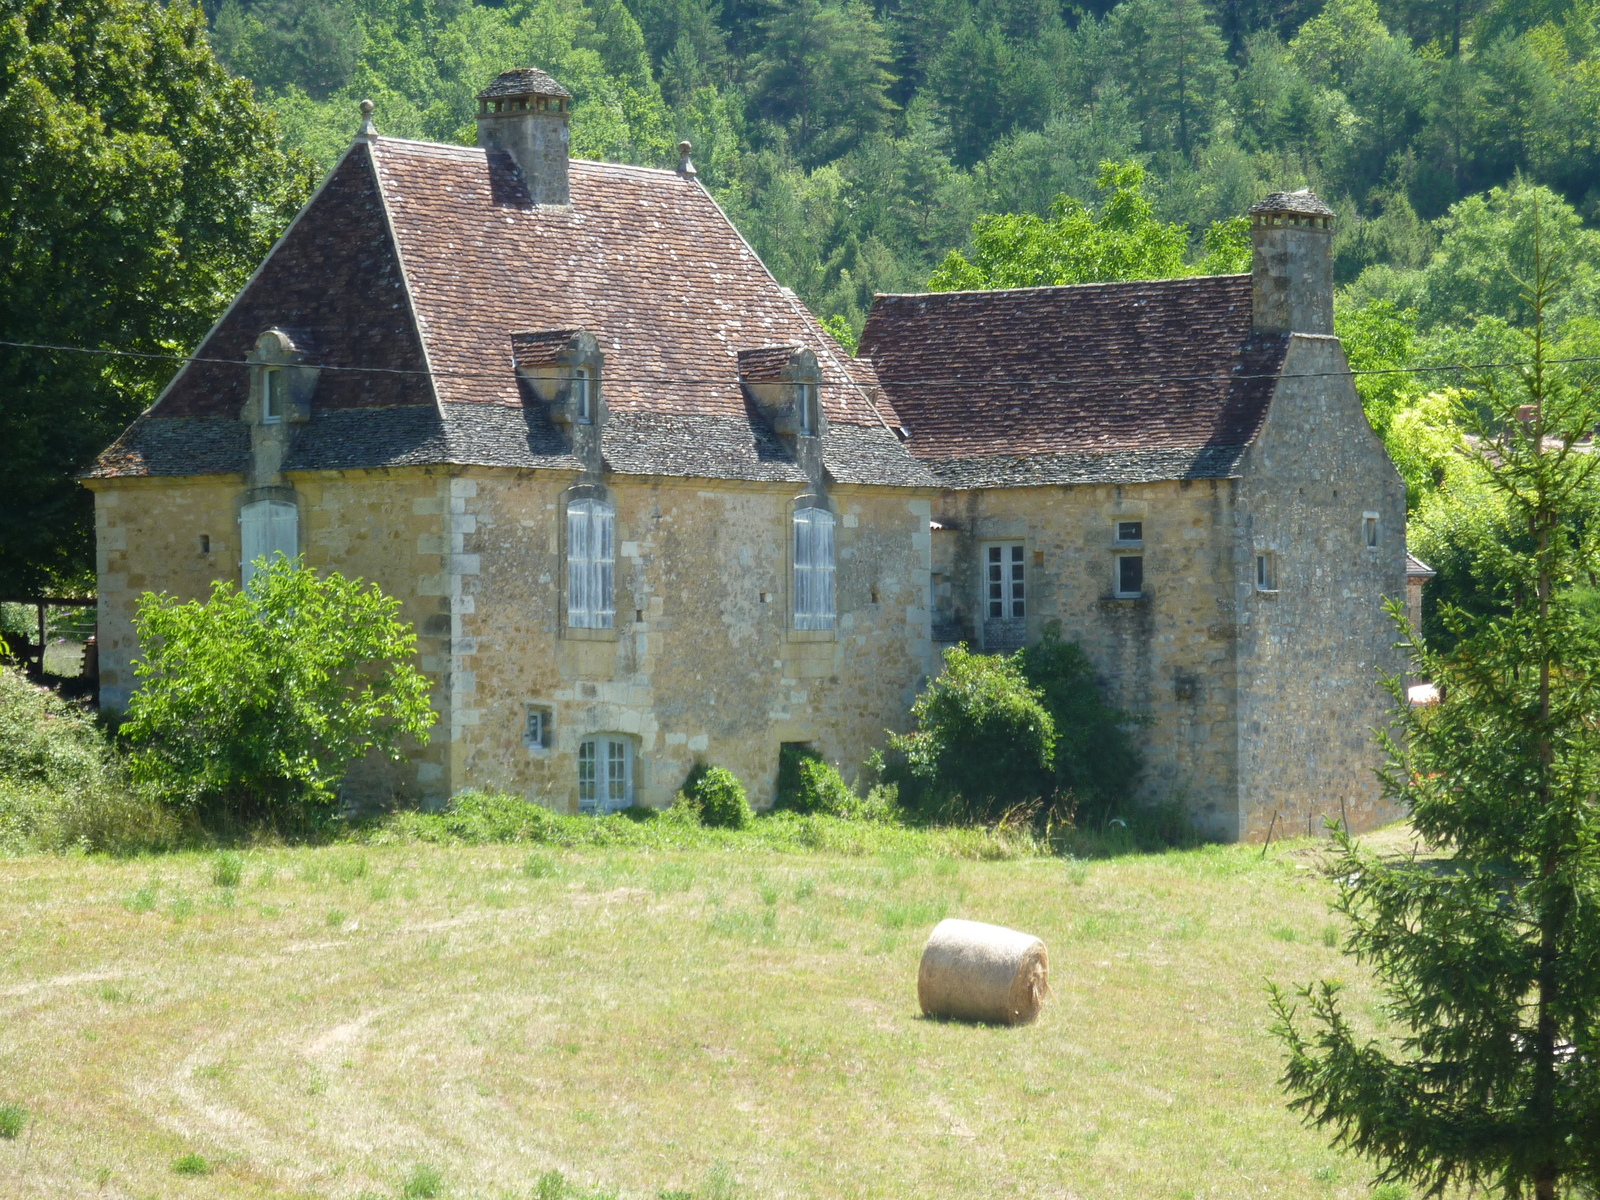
xmin=123 ymin=557 xmax=434 ymax=824
xmin=0 ymin=0 xmax=314 ymax=597
xmin=752 ymin=0 xmax=896 ymax=164
xmin=887 ymin=644 xmax=1056 ymax=822
xmin=1014 ymin=626 xmax=1143 ymax=825
xmin=928 ymin=159 xmax=1241 ymax=290
xmin=209 ymin=0 xmax=364 ymax=99
xmin=1271 ymin=219 xmax=1600 ymax=1200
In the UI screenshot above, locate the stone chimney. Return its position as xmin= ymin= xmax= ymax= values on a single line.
xmin=476 ymin=68 xmax=572 ymax=206
xmin=1248 ymin=190 xmax=1335 ymax=335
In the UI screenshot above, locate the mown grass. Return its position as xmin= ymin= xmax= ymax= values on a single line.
xmin=0 ymin=828 xmax=1419 ymax=1199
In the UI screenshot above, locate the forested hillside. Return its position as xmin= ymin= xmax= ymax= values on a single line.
xmin=200 ymin=0 xmax=1600 ymax=333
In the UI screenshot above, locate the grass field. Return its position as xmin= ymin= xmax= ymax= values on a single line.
xmin=0 ymin=831 xmax=1409 ymax=1200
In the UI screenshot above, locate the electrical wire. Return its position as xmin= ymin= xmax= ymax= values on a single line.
xmin=1 ymin=335 xmax=1596 ymax=390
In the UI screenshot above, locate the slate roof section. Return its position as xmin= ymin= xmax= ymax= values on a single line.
xmin=85 ymin=416 xmax=251 ymax=479
xmin=479 ymin=68 xmax=569 ymax=99
xmin=1250 ymin=190 xmax=1335 ymax=217
xmin=857 ymin=275 xmax=1291 ymax=487
xmin=1405 ymin=552 xmax=1436 ymax=580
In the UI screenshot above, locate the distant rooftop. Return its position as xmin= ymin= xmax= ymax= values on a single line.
xmin=478 ymin=68 xmax=570 ymax=100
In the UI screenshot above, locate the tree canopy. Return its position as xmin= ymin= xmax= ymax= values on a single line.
xmin=0 ymin=0 xmax=314 ymax=595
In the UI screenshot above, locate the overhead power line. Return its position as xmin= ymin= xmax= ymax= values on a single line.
xmin=1 ymin=336 xmax=1595 ymax=390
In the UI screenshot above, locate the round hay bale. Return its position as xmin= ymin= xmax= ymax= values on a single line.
xmin=917 ymin=918 xmax=1049 ymax=1025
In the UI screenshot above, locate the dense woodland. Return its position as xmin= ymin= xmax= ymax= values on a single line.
xmin=198 ymin=0 xmax=1600 ymax=328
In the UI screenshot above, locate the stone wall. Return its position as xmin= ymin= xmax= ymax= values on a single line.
xmin=929 ymin=477 xmax=1244 ymax=836
xmin=91 ymin=466 xmax=933 ymax=813
xmin=1232 ymin=333 xmax=1408 ymax=840
xmin=449 ymin=472 xmax=933 ymax=810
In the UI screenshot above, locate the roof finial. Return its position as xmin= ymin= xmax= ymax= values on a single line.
xmin=676 ymin=141 xmax=697 ymax=179
xmin=358 ymin=98 xmax=377 ymax=139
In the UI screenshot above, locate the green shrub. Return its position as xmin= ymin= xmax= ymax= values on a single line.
xmin=0 ymin=1102 xmax=26 ymax=1138
xmin=401 ymin=1163 xmax=442 ymax=1198
xmin=887 ymin=645 xmax=1056 ymax=823
xmin=170 ymin=1152 xmax=209 ymax=1176
xmin=1015 ymin=625 xmax=1144 ymax=825
xmin=0 ymin=667 xmax=176 ymax=854
xmin=683 ymin=765 xmax=753 ymax=829
xmin=774 ymin=745 xmax=895 ymax=821
xmin=122 ymin=558 xmax=435 ymax=828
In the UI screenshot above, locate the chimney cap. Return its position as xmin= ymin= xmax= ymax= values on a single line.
xmin=357 ymin=98 xmax=376 ymax=138
xmin=477 ymin=68 xmax=571 ymax=101
xmin=1249 ymin=189 xmax=1334 ymax=218
xmin=676 ymin=141 xmax=697 ymax=178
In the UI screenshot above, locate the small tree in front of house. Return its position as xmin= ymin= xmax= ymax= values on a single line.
xmin=123 ymin=557 xmax=434 ymax=827
xmin=1270 ymin=211 xmax=1600 ymax=1199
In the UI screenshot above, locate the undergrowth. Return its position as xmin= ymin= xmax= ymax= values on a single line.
xmin=362 ymin=788 xmax=1038 ymax=860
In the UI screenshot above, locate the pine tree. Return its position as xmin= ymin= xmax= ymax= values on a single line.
xmin=1271 ymin=206 xmax=1600 ymax=1200
xmin=753 ymin=0 xmax=896 ymax=164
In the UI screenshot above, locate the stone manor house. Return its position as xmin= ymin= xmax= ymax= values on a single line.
xmin=86 ymin=68 xmax=1408 ymax=841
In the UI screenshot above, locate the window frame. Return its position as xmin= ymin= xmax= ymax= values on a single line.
xmin=796 ymin=380 xmax=820 ymax=437
xmin=578 ymin=735 xmax=633 ymax=813
xmin=1255 ymin=551 xmax=1277 ymax=593
xmin=572 ymin=365 xmax=593 ymax=424
xmin=565 ymin=495 xmax=616 ymax=631
xmin=982 ymin=540 xmax=1026 ymax=621
xmin=525 ymin=705 xmax=553 ymax=752
xmin=1114 ymin=552 xmax=1144 ymax=599
xmin=792 ymin=503 xmax=836 ymax=632
xmin=1114 ymin=520 xmax=1144 ymax=546
xmin=261 ymin=367 xmax=283 ymax=424
xmin=1363 ymin=511 xmax=1380 ymax=550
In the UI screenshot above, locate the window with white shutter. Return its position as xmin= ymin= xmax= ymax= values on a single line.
xmin=793 ymin=506 xmax=836 ymax=630
xmin=567 ymin=497 xmax=615 ymax=629
xmin=239 ymin=499 xmax=298 ymax=589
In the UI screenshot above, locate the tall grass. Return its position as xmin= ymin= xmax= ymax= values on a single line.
xmin=0 ymin=668 xmax=176 ymax=854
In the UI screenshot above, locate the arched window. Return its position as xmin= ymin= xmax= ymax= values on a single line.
xmin=793 ymin=505 xmax=835 ymax=630
xmin=239 ymin=500 xmax=298 ymax=588
xmin=567 ymin=497 xmax=615 ymax=628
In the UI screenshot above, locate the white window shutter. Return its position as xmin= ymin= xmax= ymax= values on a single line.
xmin=793 ymin=507 xmax=835 ymax=631
xmin=594 ymin=503 xmax=615 ymax=628
xmin=567 ymin=498 xmax=615 ymax=629
xmin=239 ymin=500 xmax=298 ymax=589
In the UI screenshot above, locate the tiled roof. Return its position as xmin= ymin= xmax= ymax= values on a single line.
xmin=478 ymin=68 xmax=569 ymax=99
xmin=92 ymin=134 xmax=916 ymax=483
xmin=370 ymin=138 xmax=892 ymax=427
xmin=857 ymin=276 xmax=1290 ymax=487
xmin=1405 ymin=552 xmax=1436 ymax=579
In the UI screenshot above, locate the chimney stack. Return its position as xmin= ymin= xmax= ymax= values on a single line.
xmin=476 ymin=68 xmax=572 ymax=206
xmin=1248 ymin=190 xmax=1334 ymax=335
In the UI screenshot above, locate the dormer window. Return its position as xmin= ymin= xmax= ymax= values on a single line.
xmin=261 ymin=368 xmax=283 ymax=423
xmin=797 ymin=381 xmax=820 ymax=437
xmin=573 ymin=365 xmax=593 ymax=424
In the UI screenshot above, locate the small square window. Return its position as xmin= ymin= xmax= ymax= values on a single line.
xmin=1256 ymin=552 xmax=1276 ymax=592
xmin=1116 ymin=520 xmax=1143 ymax=544
xmin=525 ymin=705 xmax=553 ymax=750
xmin=1116 ymin=554 xmax=1144 ymax=598
xmin=1363 ymin=513 xmax=1380 ymax=549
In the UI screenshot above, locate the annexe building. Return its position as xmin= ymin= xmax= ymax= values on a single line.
xmin=86 ymin=68 xmax=1407 ymax=838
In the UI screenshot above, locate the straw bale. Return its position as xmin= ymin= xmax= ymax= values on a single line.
xmin=917 ymin=918 xmax=1049 ymax=1025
